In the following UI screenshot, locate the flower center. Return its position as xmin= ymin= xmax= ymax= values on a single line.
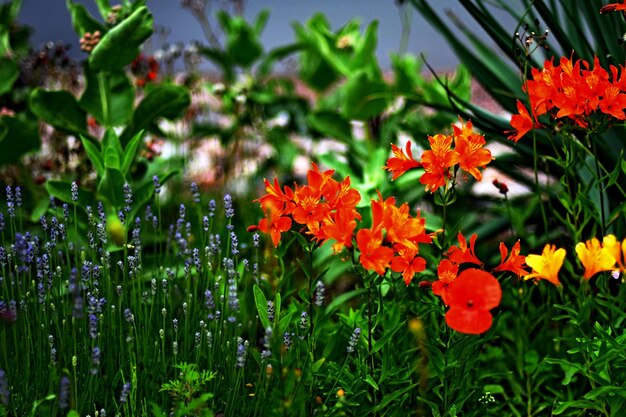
xmin=466 ymin=299 xmax=474 ymax=308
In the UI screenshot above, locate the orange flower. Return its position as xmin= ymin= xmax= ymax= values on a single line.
xmin=320 ymin=206 xmax=359 ymax=253
xmin=383 ymin=202 xmax=430 ymax=251
xmin=445 ymin=269 xmax=501 ymax=335
xmin=258 ymin=178 xmax=295 ymax=214
xmin=507 ymin=100 xmax=535 ymax=142
xmin=390 ymin=245 xmax=426 ymax=286
xmin=603 ymin=234 xmax=626 ymax=271
xmin=494 ymin=240 xmax=528 ymax=277
xmin=419 ymin=134 xmax=459 ymax=193
xmin=524 ymin=244 xmax=566 ymax=286
xmin=292 ymin=185 xmax=328 ymax=229
xmin=357 ymin=227 xmax=394 ymax=275
xmin=432 ymin=259 xmax=458 ymax=305
xmin=447 ymin=232 xmax=482 ymax=266
xmin=600 ymin=1 xmax=626 ymax=13
xmin=452 ymin=118 xmax=492 ymax=181
xmin=384 ymin=142 xmax=421 ymax=180
xmin=248 ymin=199 xmax=292 ymax=247
xmin=575 ymin=238 xmax=617 ymax=279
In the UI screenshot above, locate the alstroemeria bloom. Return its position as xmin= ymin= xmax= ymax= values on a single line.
xmin=384 ymin=142 xmax=421 ymax=180
xmin=603 ymin=234 xmax=626 ymax=271
xmin=507 ymin=100 xmax=535 ymax=142
xmin=575 ymin=238 xmax=617 ymax=279
xmin=524 ymin=244 xmax=566 ymax=286
xmin=248 ymin=199 xmax=292 ymax=247
xmin=452 ymin=118 xmax=492 ymax=181
xmin=447 ymin=232 xmax=482 ymax=266
xmin=390 ymin=245 xmax=426 ymax=286
xmin=445 ymin=269 xmax=502 ymax=335
xmin=419 ymin=134 xmax=460 ymax=193
xmin=357 ymin=227 xmax=394 ymax=275
xmin=432 ymin=259 xmax=458 ymax=305
xmin=494 ymin=240 xmax=528 ymax=277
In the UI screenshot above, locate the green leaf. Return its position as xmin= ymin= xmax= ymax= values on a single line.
xmin=0 ymin=115 xmax=40 ymax=166
xmin=307 ymin=111 xmax=352 ymax=143
xmin=0 ymin=57 xmax=18 ymax=95
xmin=278 ymin=311 xmax=294 ymax=335
xmin=79 ymin=135 xmax=104 ymax=178
xmin=372 ymin=322 xmax=403 ymax=354
xmin=102 ymin=128 xmax=122 ymax=170
xmin=45 ymin=180 xmax=97 ymax=209
xmin=219 ymin=11 xmax=263 ymax=68
xmin=253 ymin=285 xmax=271 ymax=330
xmin=121 ymin=130 xmax=144 ymax=176
xmin=98 ymin=167 xmax=126 ymax=208
xmin=94 ymin=0 xmax=111 ymax=19
xmin=30 ymin=88 xmax=89 ymax=136
xmin=552 ymin=399 xmax=603 ymax=415
xmin=89 ymin=6 xmax=153 ymax=71
xmin=80 ymin=62 xmax=134 ymax=126
xmin=120 ymin=84 xmax=190 ymax=146
xmin=342 ymin=70 xmax=389 ymax=120
xmin=364 ymin=375 xmax=379 ymax=390
xmin=311 ymin=357 xmax=325 ymax=372
xmin=391 ymin=53 xmax=422 ymax=95
xmin=66 ymin=0 xmax=107 ymax=36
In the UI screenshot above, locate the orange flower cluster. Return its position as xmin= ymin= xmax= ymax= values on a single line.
xmin=357 ymin=193 xmax=432 ymax=285
xmin=384 ymin=118 xmax=492 ymax=193
xmin=248 ymin=163 xmax=361 ymax=251
xmin=508 ymin=55 xmax=626 ymax=140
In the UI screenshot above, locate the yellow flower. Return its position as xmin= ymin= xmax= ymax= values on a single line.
xmin=524 ymin=244 xmax=566 ymax=286
xmin=602 ymin=234 xmax=626 ymax=271
xmin=576 ymin=238 xmax=617 ymax=279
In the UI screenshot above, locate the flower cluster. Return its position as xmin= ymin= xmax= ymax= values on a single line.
xmin=248 ymin=163 xmax=361 ymax=251
xmin=508 ymin=55 xmax=626 ymax=140
xmin=357 ymin=192 xmax=432 ymax=285
xmin=384 ymin=118 xmax=492 ymax=193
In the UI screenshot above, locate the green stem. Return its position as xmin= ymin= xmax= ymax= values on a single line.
xmin=533 ymin=135 xmax=549 ymax=237
xmin=98 ymin=72 xmax=109 ymax=124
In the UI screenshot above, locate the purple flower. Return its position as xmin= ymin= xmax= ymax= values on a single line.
xmin=0 ymin=369 xmax=9 ymax=406
xmin=347 ymin=327 xmax=361 ymax=354
xmin=119 ymin=382 xmax=131 ymax=403
xmin=59 ymin=376 xmax=70 ymax=409
xmin=71 ymin=181 xmax=78 ymax=202
xmin=89 ymin=314 xmax=98 ymax=339
xmin=224 ymin=194 xmax=234 ymax=219
xmin=153 ymin=175 xmax=161 ymax=195
xmin=190 ymin=182 xmax=200 ymax=203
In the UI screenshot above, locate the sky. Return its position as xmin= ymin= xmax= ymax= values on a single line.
xmin=16 ymin=0 xmax=516 ymax=72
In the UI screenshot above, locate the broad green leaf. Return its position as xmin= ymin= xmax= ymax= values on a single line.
xmin=45 ymin=180 xmax=96 ymax=209
xmin=30 ymin=88 xmax=89 ymax=136
xmin=552 ymin=399 xmax=603 ymax=415
xmin=94 ymin=0 xmax=111 ymax=19
xmin=102 ymin=129 xmax=122 ymax=170
xmin=307 ymin=111 xmax=352 ymax=143
xmin=391 ymin=53 xmax=422 ymax=95
xmin=98 ymin=167 xmax=125 ymax=208
xmin=220 ymin=12 xmax=263 ymax=68
xmin=352 ymin=20 xmax=380 ymax=77
xmin=79 ymin=135 xmax=104 ymax=177
xmin=278 ymin=311 xmax=294 ymax=335
xmin=120 ymin=84 xmax=190 ymax=146
xmin=0 ymin=115 xmax=40 ymax=166
xmin=253 ymin=285 xmax=271 ymax=330
xmin=89 ymin=6 xmax=153 ymax=71
xmin=66 ymin=0 xmax=106 ymax=36
xmin=121 ymin=130 xmax=144 ymax=176
xmin=342 ymin=70 xmax=389 ymax=120
xmin=0 ymin=57 xmax=18 ymax=95
xmin=80 ymin=62 xmax=134 ymax=126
